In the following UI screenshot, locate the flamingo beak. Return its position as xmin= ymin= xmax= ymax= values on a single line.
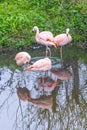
xmin=28 ymin=66 xmax=34 ymax=71
xmin=32 ymin=28 xmax=35 ymax=32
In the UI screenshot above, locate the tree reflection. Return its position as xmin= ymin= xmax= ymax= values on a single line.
xmin=71 ymin=59 xmax=80 ymax=104
xmin=0 ymin=57 xmax=87 ymax=130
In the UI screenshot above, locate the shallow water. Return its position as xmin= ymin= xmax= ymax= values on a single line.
xmin=0 ymin=46 xmax=87 ymax=130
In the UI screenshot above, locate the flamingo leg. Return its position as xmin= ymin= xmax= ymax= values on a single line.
xmin=46 ymin=46 xmax=51 ymax=58
xmin=60 ymin=46 xmax=64 ymax=67
xmin=47 ymin=47 xmax=51 ymax=58
xmin=46 ymin=46 xmax=48 ymax=57
xmin=60 ymin=46 xmax=63 ymax=60
xmin=22 ymin=67 xmax=26 ymax=87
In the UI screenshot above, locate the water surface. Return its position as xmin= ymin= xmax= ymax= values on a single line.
xmin=0 ymin=46 xmax=87 ymax=130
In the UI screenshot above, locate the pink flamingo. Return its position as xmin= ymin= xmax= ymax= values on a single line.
xmin=54 ymin=28 xmax=72 ymax=59
xmin=15 ymin=51 xmax=31 ymax=66
xmin=32 ymin=26 xmax=56 ymax=57
xmin=28 ymin=57 xmax=52 ymax=72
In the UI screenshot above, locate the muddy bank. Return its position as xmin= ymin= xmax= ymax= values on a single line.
xmin=0 ymin=40 xmax=87 ymax=55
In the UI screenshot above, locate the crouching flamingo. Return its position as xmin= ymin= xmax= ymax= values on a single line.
xmin=15 ymin=51 xmax=31 ymax=66
xmin=28 ymin=57 xmax=52 ymax=72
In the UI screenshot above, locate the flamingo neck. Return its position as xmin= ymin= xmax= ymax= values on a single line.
xmin=35 ymin=28 xmax=40 ymax=42
xmin=66 ymin=28 xmax=69 ymax=37
xmin=36 ymin=27 xmax=39 ymax=34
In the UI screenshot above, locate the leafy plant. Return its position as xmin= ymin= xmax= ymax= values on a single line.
xmin=0 ymin=0 xmax=87 ymax=49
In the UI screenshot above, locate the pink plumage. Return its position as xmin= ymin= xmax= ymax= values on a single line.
xmin=33 ymin=26 xmax=56 ymax=47
xmin=54 ymin=28 xmax=72 ymax=47
xmin=28 ymin=57 xmax=52 ymax=71
xmin=15 ymin=52 xmax=31 ymax=66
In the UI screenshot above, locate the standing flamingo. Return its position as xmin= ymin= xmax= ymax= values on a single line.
xmin=28 ymin=57 xmax=52 ymax=72
xmin=32 ymin=26 xmax=56 ymax=57
xmin=54 ymin=28 xmax=72 ymax=59
xmin=15 ymin=51 xmax=31 ymax=66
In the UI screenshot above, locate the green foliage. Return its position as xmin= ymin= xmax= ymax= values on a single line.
xmin=0 ymin=0 xmax=87 ymax=49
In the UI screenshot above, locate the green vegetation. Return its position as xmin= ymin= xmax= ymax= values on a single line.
xmin=0 ymin=0 xmax=87 ymax=49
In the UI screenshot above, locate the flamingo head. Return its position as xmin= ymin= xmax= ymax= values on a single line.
xmin=66 ymin=28 xmax=70 ymax=36
xmin=32 ymin=26 xmax=39 ymax=32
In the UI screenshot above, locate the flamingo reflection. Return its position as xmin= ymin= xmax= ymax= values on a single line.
xmin=51 ymin=68 xmax=72 ymax=81
xmin=37 ymin=77 xmax=60 ymax=92
xmin=17 ymin=87 xmax=31 ymax=101
xmin=17 ymin=87 xmax=53 ymax=109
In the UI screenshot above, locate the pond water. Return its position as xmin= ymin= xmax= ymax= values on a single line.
xmin=0 ymin=45 xmax=87 ymax=130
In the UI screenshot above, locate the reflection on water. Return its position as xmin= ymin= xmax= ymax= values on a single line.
xmin=0 ymin=53 xmax=87 ymax=130
xmin=36 ymin=77 xmax=60 ymax=92
xmin=17 ymin=87 xmax=53 ymax=109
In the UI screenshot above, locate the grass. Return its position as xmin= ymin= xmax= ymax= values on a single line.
xmin=0 ymin=0 xmax=87 ymax=49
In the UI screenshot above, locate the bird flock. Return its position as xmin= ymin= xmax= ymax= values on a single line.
xmin=15 ymin=26 xmax=72 ymax=72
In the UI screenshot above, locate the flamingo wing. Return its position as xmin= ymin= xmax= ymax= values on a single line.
xmin=39 ymin=31 xmax=56 ymax=47
xmin=33 ymin=58 xmax=52 ymax=70
xmin=39 ymin=31 xmax=53 ymax=40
